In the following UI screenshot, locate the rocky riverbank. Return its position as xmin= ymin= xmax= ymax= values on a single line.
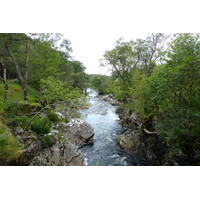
xmin=29 ymin=119 xmax=94 ymax=166
xmin=98 ymin=94 xmax=166 ymax=165
xmin=115 ymin=105 xmax=193 ymax=165
xmin=98 ymin=94 xmax=120 ymax=106
xmin=12 ymin=103 xmax=94 ymax=166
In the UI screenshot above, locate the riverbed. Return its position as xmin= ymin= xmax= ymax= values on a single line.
xmin=80 ymin=89 xmax=150 ymax=166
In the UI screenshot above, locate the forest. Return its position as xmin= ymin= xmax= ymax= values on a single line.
xmin=90 ymin=33 xmax=200 ymax=165
xmin=0 ymin=33 xmax=200 ymax=165
xmin=0 ymin=33 xmax=89 ymax=165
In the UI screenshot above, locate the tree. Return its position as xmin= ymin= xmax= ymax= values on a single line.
xmin=0 ymin=56 xmax=8 ymax=99
xmin=0 ymin=34 xmax=9 ymax=99
xmin=0 ymin=33 xmax=32 ymax=101
xmin=101 ymin=38 xmax=135 ymax=100
xmin=23 ymin=39 xmax=30 ymax=101
xmin=145 ymin=33 xmax=200 ymax=160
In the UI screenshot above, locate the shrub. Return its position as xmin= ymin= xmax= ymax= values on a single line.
xmin=41 ymin=135 xmax=56 ymax=148
xmin=63 ymin=118 xmax=69 ymax=123
xmin=31 ymin=118 xmax=52 ymax=135
xmin=7 ymin=115 xmax=22 ymax=127
xmin=6 ymin=114 xmax=35 ymax=129
xmin=47 ymin=111 xmax=61 ymax=122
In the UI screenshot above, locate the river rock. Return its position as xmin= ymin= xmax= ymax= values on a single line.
xmin=29 ymin=142 xmax=84 ymax=166
xmin=58 ymin=119 xmax=94 ymax=146
xmin=14 ymin=126 xmax=38 ymax=149
xmin=15 ymin=126 xmax=24 ymax=135
xmin=23 ymin=140 xmax=42 ymax=164
xmin=116 ymin=130 xmax=165 ymax=165
xmin=98 ymin=95 xmax=119 ymax=106
xmin=116 ymin=132 xmax=138 ymax=151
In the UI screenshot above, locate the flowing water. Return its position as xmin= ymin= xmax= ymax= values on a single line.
xmin=80 ymin=89 xmax=151 ymax=166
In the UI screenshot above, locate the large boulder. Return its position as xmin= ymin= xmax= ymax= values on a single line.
xmin=29 ymin=142 xmax=84 ymax=166
xmin=116 ymin=132 xmax=138 ymax=151
xmin=58 ymin=119 xmax=94 ymax=146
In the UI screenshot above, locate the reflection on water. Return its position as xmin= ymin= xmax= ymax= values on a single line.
xmin=80 ymin=88 xmax=150 ymax=166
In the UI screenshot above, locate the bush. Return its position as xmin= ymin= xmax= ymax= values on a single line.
xmin=7 ymin=115 xmax=22 ymax=127
xmin=6 ymin=114 xmax=35 ymax=129
xmin=41 ymin=135 xmax=56 ymax=148
xmin=31 ymin=118 xmax=52 ymax=135
xmin=47 ymin=111 xmax=61 ymax=122
xmin=63 ymin=118 xmax=69 ymax=123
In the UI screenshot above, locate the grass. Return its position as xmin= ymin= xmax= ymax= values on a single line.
xmin=0 ymin=121 xmax=24 ymax=165
xmin=0 ymin=79 xmax=80 ymax=164
xmin=0 ymin=80 xmax=39 ymax=103
xmin=0 ymin=80 xmax=40 ymax=165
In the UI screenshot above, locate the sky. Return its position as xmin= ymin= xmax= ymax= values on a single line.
xmin=2 ymin=0 xmax=199 ymax=75
xmin=58 ymin=0 xmax=199 ymax=75
xmin=60 ymin=0 xmax=152 ymax=74
xmin=64 ymin=32 xmax=148 ymax=75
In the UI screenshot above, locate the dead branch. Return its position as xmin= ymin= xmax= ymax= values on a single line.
xmin=22 ymin=104 xmax=52 ymax=134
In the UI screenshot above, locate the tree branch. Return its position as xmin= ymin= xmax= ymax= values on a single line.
xmin=22 ymin=104 xmax=51 ymax=134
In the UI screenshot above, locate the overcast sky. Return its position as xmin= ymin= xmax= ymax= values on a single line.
xmin=2 ymin=0 xmax=199 ymax=76
xmin=64 ymin=32 xmax=148 ymax=75
xmin=61 ymin=0 xmax=151 ymax=74
xmin=58 ymin=0 xmax=198 ymax=75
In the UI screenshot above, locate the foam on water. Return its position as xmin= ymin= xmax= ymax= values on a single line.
xmin=80 ymin=89 xmax=151 ymax=166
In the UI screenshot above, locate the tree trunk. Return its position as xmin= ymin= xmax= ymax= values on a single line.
xmin=0 ymin=56 xmax=8 ymax=99
xmin=23 ymin=40 xmax=29 ymax=101
xmin=8 ymin=46 xmax=23 ymax=85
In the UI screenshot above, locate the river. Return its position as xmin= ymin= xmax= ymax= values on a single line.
xmin=80 ymin=88 xmax=151 ymax=166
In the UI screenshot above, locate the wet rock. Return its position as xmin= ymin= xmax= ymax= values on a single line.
xmin=116 ymin=132 xmax=138 ymax=151
xmin=98 ymin=95 xmax=119 ymax=106
xmin=23 ymin=140 xmax=42 ymax=164
xmin=58 ymin=119 xmax=94 ymax=146
xmin=29 ymin=142 xmax=84 ymax=166
xmin=25 ymin=117 xmax=93 ymax=166
xmin=116 ymin=130 xmax=165 ymax=165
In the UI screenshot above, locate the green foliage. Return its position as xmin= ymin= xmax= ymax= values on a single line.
xmin=0 ymin=80 xmax=39 ymax=104
xmin=102 ymin=38 xmax=135 ymax=99
xmin=40 ymin=77 xmax=69 ymax=103
xmin=31 ymin=117 xmax=52 ymax=135
xmin=0 ymin=33 xmax=88 ymax=165
xmin=58 ymin=132 xmax=67 ymax=143
xmin=89 ymin=74 xmax=111 ymax=95
xmin=146 ymin=34 xmax=200 ymax=161
xmin=63 ymin=118 xmax=69 ymax=123
xmin=40 ymin=76 xmax=83 ymax=107
xmin=132 ymin=69 xmax=153 ymax=119
xmin=0 ymin=121 xmax=23 ymax=165
xmin=47 ymin=111 xmax=61 ymax=122
xmin=100 ymin=33 xmax=200 ymax=164
xmin=7 ymin=115 xmax=31 ymax=128
xmin=41 ymin=135 xmax=56 ymax=148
